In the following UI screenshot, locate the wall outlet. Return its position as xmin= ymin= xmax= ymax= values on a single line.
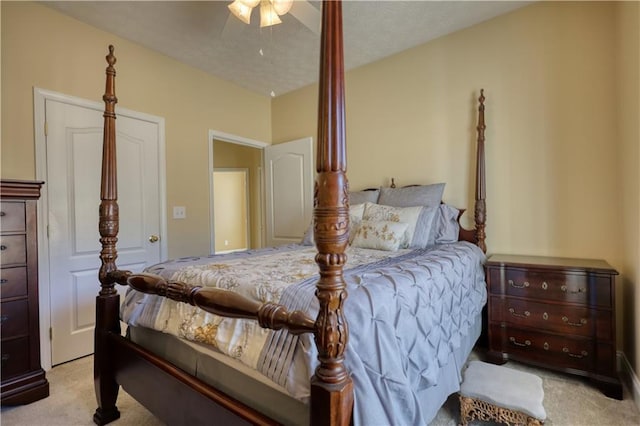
xmin=173 ymin=206 xmax=186 ymax=219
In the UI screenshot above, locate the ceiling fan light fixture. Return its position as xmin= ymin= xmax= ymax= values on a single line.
xmin=260 ymin=0 xmax=282 ymax=27
xmin=228 ymin=0 xmax=253 ymax=25
xmin=270 ymin=0 xmax=293 ymax=16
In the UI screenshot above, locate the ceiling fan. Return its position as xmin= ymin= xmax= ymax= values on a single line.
xmin=226 ymin=0 xmax=321 ymax=35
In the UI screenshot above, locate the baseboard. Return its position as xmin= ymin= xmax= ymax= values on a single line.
xmin=618 ymin=351 xmax=640 ymax=412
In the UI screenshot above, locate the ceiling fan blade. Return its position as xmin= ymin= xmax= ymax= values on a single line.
xmin=289 ymin=1 xmax=320 ymax=35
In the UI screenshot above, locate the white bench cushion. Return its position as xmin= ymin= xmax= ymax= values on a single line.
xmin=460 ymin=360 xmax=546 ymax=421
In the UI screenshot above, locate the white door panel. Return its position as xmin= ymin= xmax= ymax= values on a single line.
xmin=264 ymin=137 xmax=314 ymax=247
xmin=46 ymin=99 xmax=162 ymax=365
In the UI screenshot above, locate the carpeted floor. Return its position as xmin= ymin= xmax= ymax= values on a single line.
xmin=2 ymin=351 xmax=639 ymax=425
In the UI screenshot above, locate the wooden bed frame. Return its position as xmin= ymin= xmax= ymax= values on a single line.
xmin=94 ymin=2 xmax=487 ymax=425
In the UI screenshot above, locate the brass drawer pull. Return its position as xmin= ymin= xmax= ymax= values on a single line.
xmin=542 ymin=312 xmax=549 ymax=320
xmin=509 ymin=337 xmax=531 ymax=347
xmin=561 ymin=285 xmax=586 ymax=294
xmin=562 ymin=316 xmax=587 ymax=326
xmin=541 ymin=281 xmax=548 ymax=290
xmin=563 ymin=347 xmax=588 ymax=358
xmin=543 ymin=342 xmax=549 ymax=350
xmin=508 ymin=308 xmax=530 ymax=318
xmin=508 ymin=279 xmax=530 ymax=289
xmin=0 ymin=245 xmax=6 ymax=251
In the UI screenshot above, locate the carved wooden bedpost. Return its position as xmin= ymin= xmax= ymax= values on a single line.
xmin=310 ymin=1 xmax=354 ymax=425
xmin=93 ymin=45 xmax=122 ymax=425
xmin=475 ymin=89 xmax=487 ymax=253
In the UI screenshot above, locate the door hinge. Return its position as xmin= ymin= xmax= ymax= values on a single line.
xmin=46 ymin=225 xmax=50 ymax=239
xmin=44 ymin=121 xmax=48 ymax=137
xmin=49 ymin=327 xmax=53 ymax=341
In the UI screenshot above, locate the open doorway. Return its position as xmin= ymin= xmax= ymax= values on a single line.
xmin=213 ymin=169 xmax=249 ymax=253
xmin=209 ymin=130 xmax=267 ymax=254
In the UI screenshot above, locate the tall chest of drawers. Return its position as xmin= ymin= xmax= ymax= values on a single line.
xmin=1 ymin=179 xmax=49 ymax=404
xmin=485 ymin=254 xmax=622 ymax=400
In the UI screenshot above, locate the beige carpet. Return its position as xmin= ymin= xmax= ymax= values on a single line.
xmin=2 ymin=351 xmax=639 ymax=425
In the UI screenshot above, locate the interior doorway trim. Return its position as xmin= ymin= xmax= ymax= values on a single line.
xmin=208 ymin=130 xmax=268 ymax=255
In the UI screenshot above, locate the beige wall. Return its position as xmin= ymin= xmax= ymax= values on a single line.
xmin=213 ymin=140 xmax=263 ymax=249
xmin=273 ymin=0 xmax=638 ymax=360
xmin=616 ymin=1 xmax=640 ymax=379
xmin=1 ymin=2 xmax=272 ymax=258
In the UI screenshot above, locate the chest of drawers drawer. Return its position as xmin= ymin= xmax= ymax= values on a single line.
xmin=489 ymin=325 xmax=598 ymax=373
xmin=1 ymin=337 xmax=30 ymax=380
xmin=489 ymin=296 xmax=612 ymax=340
xmin=0 ymin=267 xmax=28 ymax=299
xmin=0 ymin=235 xmax=27 ymax=266
xmin=487 ymin=267 xmax=612 ymax=307
xmin=1 ymin=300 xmax=30 ymax=339
xmin=0 ymin=201 xmax=26 ymax=233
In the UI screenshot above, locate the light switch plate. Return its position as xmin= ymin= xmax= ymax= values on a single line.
xmin=173 ymin=206 xmax=186 ymax=219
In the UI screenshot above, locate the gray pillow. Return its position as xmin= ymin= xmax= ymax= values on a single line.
xmin=301 ymin=222 xmax=314 ymax=246
xmin=428 ymin=204 xmax=460 ymax=246
xmin=412 ymin=206 xmax=439 ymax=248
xmin=378 ymin=183 xmax=445 ymax=208
xmin=349 ymin=189 xmax=380 ymax=205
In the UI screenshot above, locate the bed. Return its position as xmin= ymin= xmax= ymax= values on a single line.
xmin=93 ymin=2 xmax=488 ymax=425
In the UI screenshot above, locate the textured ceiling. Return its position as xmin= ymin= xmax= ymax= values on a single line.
xmin=43 ymin=1 xmax=530 ymax=97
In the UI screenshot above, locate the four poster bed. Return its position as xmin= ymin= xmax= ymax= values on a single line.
xmin=94 ymin=2 xmax=489 ymax=425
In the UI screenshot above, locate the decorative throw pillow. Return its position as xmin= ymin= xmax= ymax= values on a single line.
xmin=349 ymin=189 xmax=380 ymax=205
xmin=302 ymin=203 xmax=367 ymax=246
xmin=362 ymin=203 xmax=423 ymax=249
xmin=378 ymin=183 xmax=445 ymax=208
xmin=351 ymin=220 xmax=408 ymax=251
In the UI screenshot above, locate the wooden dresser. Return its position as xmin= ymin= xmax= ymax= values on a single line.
xmin=1 ymin=179 xmax=49 ymax=404
xmin=485 ymin=254 xmax=622 ymax=400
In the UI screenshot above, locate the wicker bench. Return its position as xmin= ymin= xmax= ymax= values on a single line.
xmin=459 ymin=361 xmax=546 ymax=426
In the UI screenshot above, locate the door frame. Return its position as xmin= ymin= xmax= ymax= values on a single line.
xmin=208 ymin=129 xmax=267 ymax=255
xmin=34 ymin=87 xmax=167 ymax=369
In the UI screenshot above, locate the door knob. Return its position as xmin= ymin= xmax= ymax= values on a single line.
xmin=148 ymin=235 xmax=160 ymax=243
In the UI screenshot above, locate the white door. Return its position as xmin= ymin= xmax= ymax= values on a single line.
xmin=264 ymin=137 xmax=314 ymax=247
xmin=45 ymin=99 xmax=163 ymax=365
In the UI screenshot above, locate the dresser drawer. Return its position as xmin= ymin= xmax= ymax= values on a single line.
xmin=488 ymin=267 xmax=612 ymax=307
xmin=0 ymin=201 xmax=26 ymax=233
xmin=490 ymin=325 xmax=596 ymax=372
xmin=1 ymin=337 xmax=30 ymax=380
xmin=489 ymin=296 xmax=612 ymax=340
xmin=0 ymin=235 xmax=27 ymax=266
xmin=0 ymin=300 xmax=29 ymax=339
xmin=0 ymin=267 xmax=28 ymax=299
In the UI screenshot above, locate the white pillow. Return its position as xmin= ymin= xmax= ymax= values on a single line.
xmin=362 ymin=203 xmax=423 ymax=249
xmin=351 ymin=220 xmax=408 ymax=251
xmin=349 ymin=203 xmax=366 ymax=243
